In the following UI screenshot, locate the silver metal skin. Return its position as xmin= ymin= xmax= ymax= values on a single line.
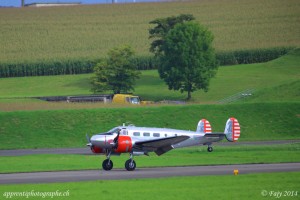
xmin=90 ymin=127 xmax=224 ymax=151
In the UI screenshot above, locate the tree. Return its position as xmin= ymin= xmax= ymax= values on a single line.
xmin=149 ymin=14 xmax=195 ymax=57
xmin=159 ymin=21 xmax=218 ymax=100
xmin=91 ymin=45 xmax=140 ymax=94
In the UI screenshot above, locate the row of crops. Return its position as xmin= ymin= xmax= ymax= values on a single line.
xmin=0 ymin=47 xmax=293 ymax=78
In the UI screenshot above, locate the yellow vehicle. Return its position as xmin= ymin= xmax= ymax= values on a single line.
xmin=112 ymin=94 xmax=141 ymax=104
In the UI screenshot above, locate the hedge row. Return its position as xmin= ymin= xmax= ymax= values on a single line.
xmin=0 ymin=59 xmax=98 ymax=78
xmin=216 ymin=47 xmax=294 ymax=66
xmin=0 ymin=47 xmax=294 ymax=78
xmin=131 ymin=55 xmax=160 ymax=70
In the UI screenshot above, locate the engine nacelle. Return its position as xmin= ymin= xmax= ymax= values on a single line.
xmin=91 ymin=146 xmax=104 ymax=154
xmin=115 ymin=136 xmax=133 ymax=153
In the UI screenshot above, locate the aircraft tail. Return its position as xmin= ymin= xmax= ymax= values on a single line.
xmin=224 ymin=117 xmax=240 ymax=142
xmin=196 ymin=119 xmax=212 ymax=133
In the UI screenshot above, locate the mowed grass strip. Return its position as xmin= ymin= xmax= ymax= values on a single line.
xmin=0 ymin=172 xmax=299 ymax=200
xmin=0 ymin=0 xmax=299 ymax=63
xmin=0 ymin=144 xmax=299 ymax=173
xmin=0 ymin=103 xmax=299 ymax=150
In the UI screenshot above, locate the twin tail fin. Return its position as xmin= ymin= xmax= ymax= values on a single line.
xmin=196 ymin=117 xmax=240 ymax=142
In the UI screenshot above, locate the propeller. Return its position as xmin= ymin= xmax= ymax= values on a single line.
xmin=86 ymin=133 xmax=92 ymax=147
xmin=113 ymin=129 xmax=121 ymax=149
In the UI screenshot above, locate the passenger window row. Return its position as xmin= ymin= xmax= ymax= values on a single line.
xmin=132 ymin=132 xmax=171 ymax=137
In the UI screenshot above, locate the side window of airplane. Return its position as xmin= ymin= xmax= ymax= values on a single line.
xmin=121 ymin=129 xmax=128 ymax=135
xmin=143 ymin=132 xmax=150 ymax=137
xmin=175 ymin=134 xmax=178 ymax=136
xmin=164 ymin=134 xmax=168 ymax=137
xmin=133 ymin=132 xmax=140 ymax=136
xmin=153 ymin=133 xmax=160 ymax=137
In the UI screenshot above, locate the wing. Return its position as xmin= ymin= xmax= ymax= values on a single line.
xmin=134 ymin=136 xmax=189 ymax=156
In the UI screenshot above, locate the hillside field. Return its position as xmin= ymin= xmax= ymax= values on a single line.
xmin=0 ymin=0 xmax=299 ymax=64
xmin=0 ymin=49 xmax=299 ymax=108
xmin=0 ymin=102 xmax=299 ymax=150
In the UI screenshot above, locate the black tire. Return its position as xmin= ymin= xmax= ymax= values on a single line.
xmin=207 ymin=146 xmax=213 ymax=152
xmin=102 ymin=159 xmax=113 ymax=171
xmin=125 ymin=159 xmax=136 ymax=171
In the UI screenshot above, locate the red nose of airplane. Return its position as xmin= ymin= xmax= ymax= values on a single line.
xmin=91 ymin=146 xmax=103 ymax=154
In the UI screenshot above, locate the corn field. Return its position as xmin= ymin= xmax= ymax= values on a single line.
xmin=0 ymin=0 xmax=299 ymax=77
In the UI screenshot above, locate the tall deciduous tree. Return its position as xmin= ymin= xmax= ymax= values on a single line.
xmin=159 ymin=21 xmax=218 ymax=100
xmin=91 ymin=45 xmax=140 ymax=94
xmin=149 ymin=14 xmax=195 ymax=56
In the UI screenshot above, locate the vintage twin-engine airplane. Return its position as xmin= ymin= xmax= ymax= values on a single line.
xmin=86 ymin=117 xmax=240 ymax=171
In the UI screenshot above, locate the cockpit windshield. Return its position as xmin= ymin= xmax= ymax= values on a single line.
xmin=107 ymin=127 xmax=120 ymax=135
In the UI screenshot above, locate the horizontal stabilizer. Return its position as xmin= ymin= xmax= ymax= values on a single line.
xmin=204 ymin=133 xmax=225 ymax=138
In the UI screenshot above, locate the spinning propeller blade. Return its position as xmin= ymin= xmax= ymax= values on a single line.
xmin=86 ymin=133 xmax=92 ymax=146
xmin=113 ymin=129 xmax=121 ymax=149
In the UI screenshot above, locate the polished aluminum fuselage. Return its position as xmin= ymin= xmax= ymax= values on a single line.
xmin=90 ymin=126 xmax=223 ymax=152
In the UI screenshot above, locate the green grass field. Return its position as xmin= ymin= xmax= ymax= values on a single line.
xmin=0 ymin=143 xmax=299 ymax=173
xmin=241 ymin=80 xmax=300 ymax=103
xmin=0 ymin=103 xmax=299 ymax=150
xmin=0 ymin=172 xmax=299 ymax=200
xmin=0 ymin=0 xmax=299 ymax=64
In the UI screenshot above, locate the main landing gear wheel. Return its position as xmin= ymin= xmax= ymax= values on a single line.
xmin=125 ymin=159 xmax=136 ymax=171
xmin=102 ymin=159 xmax=113 ymax=171
xmin=207 ymin=146 xmax=213 ymax=152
